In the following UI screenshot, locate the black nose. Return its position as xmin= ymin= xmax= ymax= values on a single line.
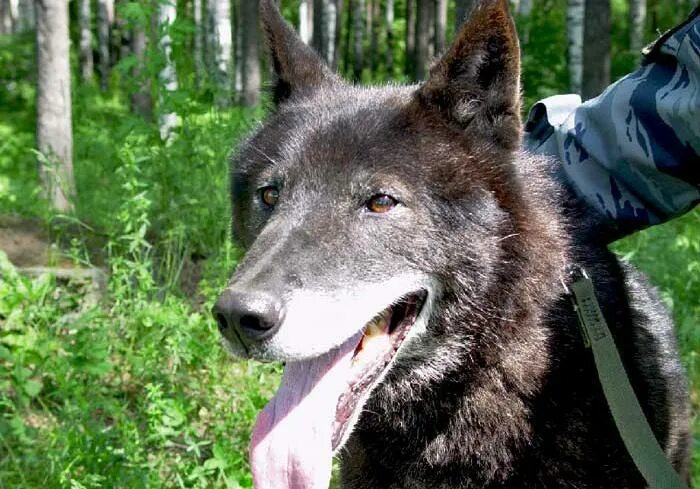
xmin=212 ymin=290 xmax=283 ymax=342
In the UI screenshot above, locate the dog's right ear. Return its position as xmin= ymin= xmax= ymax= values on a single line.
xmin=260 ymin=0 xmax=339 ymax=105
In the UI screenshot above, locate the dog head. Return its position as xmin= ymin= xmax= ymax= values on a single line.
xmin=212 ymin=1 xmax=561 ymax=478
xmin=214 ymin=0 xmax=522 ymax=356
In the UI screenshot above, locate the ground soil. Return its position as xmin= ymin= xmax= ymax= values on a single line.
xmin=0 ymin=214 xmax=63 ymax=267
xmin=0 ymin=214 xmax=207 ymax=305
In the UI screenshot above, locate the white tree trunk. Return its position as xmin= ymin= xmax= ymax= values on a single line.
xmin=158 ymin=0 xmax=178 ymax=141
xmin=518 ymin=0 xmax=532 ymax=17
xmin=0 ymin=0 xmax=33 ymax=34
xmin=234 ymin=0 xmax=243 ymax=102
xmin=567 ymin=0 xmax=584 ymax=94
xmin=97 ymin=0 xmax=114 ymax=90
xmin=434 ymin=0 xmax=447 ymax=55
xmin=79 ymin=0 xmax=94 ymax=81
xmin=629 ymin=0 xmax=646 ymax=53
xmin=517 ymin=0 xmax=532 ymax=43
xmin=332 ymin=0 xmax=342 ymax=70
xmin=368 ymin=0 xmax=378 ymax=72
xmin=405 ymin=0 xmax=414 ymax=76
xmin=240 ymin=0 xmax=261 ymax=106
xmin=414 ymin=0 xmax=431 ymax=80
xmin=325 ymin=0 xmax=337 ymax=66
xmin=313 ymin=0 xmax=337 ymax=66
xmin=35 ymin=0 xmax=74 ymax=212
xmin=130 ymin=20 xmax=151 ymax=118
xmin=193 ymin=0 xmax=204 ymax=86
xmin=385 ymin=0 xmax=394 ymax=76
xmin=15 ymin=0 xmax=33 ymax=32
xmin=352 ymin=0 xmax=364 ymax=80
xmin=0 ymin=0 xmax=14 ymax=34
xmin=299 ymin=0 xmax=313 ymax=44
xmin=426 ymin=0 xmax=434 ymax=62
xmin=205 ymin=0 xmax=215 ymax=77
xmin=207 ymin=0 xmax=232 ymax=106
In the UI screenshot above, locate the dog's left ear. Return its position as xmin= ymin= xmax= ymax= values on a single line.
xmin=260 ymin=0 xmax=339 ymax=105
xmin=417 ymin=0 xmax=521 ymax=150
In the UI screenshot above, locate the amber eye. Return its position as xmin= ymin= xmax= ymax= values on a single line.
xmin=260 ymin=186 xmax=279 ymax=207
xmin=367 ymin=194 xmax=398 ymax=213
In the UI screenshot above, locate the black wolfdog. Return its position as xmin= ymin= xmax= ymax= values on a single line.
xmin=213 ymin=0 xmax=692 ymax=487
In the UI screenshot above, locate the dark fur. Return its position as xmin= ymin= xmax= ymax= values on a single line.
xmin=223 ymin=0 xmax=692 ymax=487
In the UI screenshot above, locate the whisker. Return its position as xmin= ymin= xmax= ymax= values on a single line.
xmin=496 ymin=233 xmax=520 ymax=243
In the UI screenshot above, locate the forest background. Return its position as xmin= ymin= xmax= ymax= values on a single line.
xmin=0 ymin=0 xmax=698 ymax=487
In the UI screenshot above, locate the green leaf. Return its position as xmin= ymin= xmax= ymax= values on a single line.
xmin=23 ymin=379 xmax=43 ymax=397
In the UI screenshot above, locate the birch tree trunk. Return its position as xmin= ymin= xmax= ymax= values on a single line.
xmin=405 ymin=0 xmax=415 ymax=78
xmin=582 ymin=0 xmax=610 ymax=100
xmin=454 ymin=0 xmax=475 ymax=30
xmin=518 ymin=0 xmax=532 ymax=17
xmin=333 ymin=0 xmax=343 ymax=69
xmin=352 ymin=0 xmax=364 ymax=81
xmin=434 ymin=0 xmax=446 ymax=55
xmin=427 ymin=0 xmax=434 ymax=59
xmin=208 ymin=0 xmax=232 ymax=106
xmin=385 ymin=0 xmax=394 ymax=76
xmin=369 ymin=0 xmax=380 ymax=73
xmin=158 ymin=0 xmax=178 ymax=141
xmin=414 ymin=0 xmax=431 ymax=80
xmin=35 ymin=0 xmax=74 ymax=212
xmin=1 ymin=0 xmax=14 ymax=34
xmin=79 ymin=0 xmax=94 ymax=81
xmin=193 ymin=0 xmax=204 ymax=87
xmin=518 ymin=0 xmax=532 ymax=43
xmin=2 ymin=0 xmax=33 ymax=33
xmin=234 ymin=0 xmax=243 ymax=102
xmin=130 ymin=19 xmax=151 ymax=118
xmin=16 ymin=0 xmax=33 ymax=32
xmin=629 ymin=0 xmax=646 ymax=53
xmin=97 ymin=0 xmax=114 ymax=90
xmin=313 ymin=0 xmax=338 ymax=66
xmin=567 ymin=0 xmax=584 ymax=94
xmin=205 ymin=0 xmax=215 ymax=75
xmin=240 ymin=0 xmax=261 ymax=107
xmin=327 ymin=0 xmax=338 ymax=67
xmin=299 ymin=0 xmax=313 ymax=44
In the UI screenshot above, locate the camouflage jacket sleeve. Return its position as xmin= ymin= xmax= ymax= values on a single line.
xmin=523 ymin=6 xmax=700 ymax=240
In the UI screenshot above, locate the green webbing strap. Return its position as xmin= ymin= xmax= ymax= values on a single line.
xmin=568 ymin=268 xmax=688 ymax=489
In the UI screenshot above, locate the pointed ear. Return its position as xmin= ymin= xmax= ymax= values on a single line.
xmin=417 ymin=0 xmax=521 ymax=149
xmin=259 ymin=0 xmax=339 ymax=104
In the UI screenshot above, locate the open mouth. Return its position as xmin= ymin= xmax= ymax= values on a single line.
xmin=332 ymin=290 xmax=427 ymax=450
xmin=249 ymin=287 xmax=430 ymax=489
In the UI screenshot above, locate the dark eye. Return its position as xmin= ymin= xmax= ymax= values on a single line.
xmin=367 ymin=194 xmax=398 ymax=213
xmin=260 ymin=186 xmax=279 ymax=207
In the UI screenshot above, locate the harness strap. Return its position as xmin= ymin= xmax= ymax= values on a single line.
xmin=566 ymin=267 xmax=688 ymax=489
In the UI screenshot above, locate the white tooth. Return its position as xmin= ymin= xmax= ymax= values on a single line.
xmin=354 ymin=329 xmax=391 ymax=366
xmin=366 ymin=320 xmax=384 ymax=337
xmin=366 ymin=311 xmax=390 ymax=336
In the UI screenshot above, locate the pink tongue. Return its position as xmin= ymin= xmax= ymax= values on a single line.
xmin=249 ymin=334 xmax=361 ymax=489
